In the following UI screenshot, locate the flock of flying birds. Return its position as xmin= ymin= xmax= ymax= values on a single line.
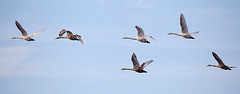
xmin=11 ymin=13 xmax=236 ymax=73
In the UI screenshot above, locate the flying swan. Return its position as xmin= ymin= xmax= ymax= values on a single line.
xmin=167 ymin=13 xmax=199 ymax=39
xmin=55 ymin=29 xmax=83 ymax=45
xmin=123 ymin=25 xmax=155 ymax=43
xmin=12 ymin=20 xmax=45 ymax=41
xmin=121 ymin=53 xmax=153 ymax=73
xmin=207 ymin=52 xmax=236 ymax=70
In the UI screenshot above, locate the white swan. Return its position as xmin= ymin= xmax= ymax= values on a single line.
xmin=12 ymin=20 xmax=45 ymax=41
xmin=55 ymin=29 xmax=83 ymax=45
xmin=121 ymin=53 xmax=153 ymax=73
xmin=123 ymin=25 xmax=155 ymax=43
xmin=168 ymin=13 xmax=199 ymax=39
xmin=207 ymin=52 xmax=236 ymax=70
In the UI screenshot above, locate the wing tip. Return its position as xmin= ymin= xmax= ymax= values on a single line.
xmin=212 ymin=51 xmax=216 ymax=55
xmin=135 ymin=25 xmax=138 ymax=28
xmin=150 ymin=59 xmax=154 ymax=62
xmin=15 ymin=20 xmax=20 ymax=25
xmin=42 ymin=28 xmax=46 ymax=31
xmin=180 ymin=13 xmax=185 ymax=20
xmin=180 ymin=13 xmax=184 ymax=16
xmin=132 ymin=52 xmax=136 ymax=56
xmin=131 ymin=52 xmax=137 ymax=59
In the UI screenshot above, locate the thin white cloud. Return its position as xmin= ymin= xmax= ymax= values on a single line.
xmin=0 ymin=46 xmax=34 ymax=76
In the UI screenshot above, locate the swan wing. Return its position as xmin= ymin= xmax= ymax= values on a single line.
xmin=66 ymin=31 xmax=74 ymax=36
xmin=189 ymin=31 xmax=199 ymax=35
xmin=180 ymin=14 xmax=189 ymax=34
xmin=15 ymin=20 xmax=28 ymax=36
xmin=131 ymin=53 xmax=140 ymax=69
xmin=145 ymin=35 xmax=155 ymax=41
xmin=212 ymin=52 xmax=226 ymax=66
xmin=149 ymin=36 xmax=155 ymax=41
xmin=135 ymin=25 xmax=145 ymax=38
xmin=29 ymin=28 xmax=45 ymax=38
xmin=141 ymin=60 xmax=153 ymax=69
xmin=59 ymin=29 xmax=68 ymax=36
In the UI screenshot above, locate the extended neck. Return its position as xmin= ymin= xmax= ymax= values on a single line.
xmin=167 ymin=33 xmax=180 ymax=36
xmin=121 ymin=68 xmax=134 ymax=70
xmin=207 ymin=64 xmax=218 ymax=67
xmin=122 ymin=37 xmax=137 ymax=40
xmin=12 ymin=37 xmax=24 ymax=39
xmin=55 ymin=36 xmax=67 ymax=39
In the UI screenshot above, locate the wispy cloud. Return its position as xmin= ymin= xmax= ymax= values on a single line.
xmin=0 ymin=46 xmax=34 ymax=77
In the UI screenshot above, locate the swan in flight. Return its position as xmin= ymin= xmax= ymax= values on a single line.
xmin=55 ymin=29 xmax=83 ymax=45
xmin=167 ymin=13 xmax=199 ymax=39
xmin=122 ymin=25 xmax=155 ymax=43
xmin=207 ymin=52 xmax=236 ymax=70
xmin=12 ymin=20 xmax=45 ymax=41
xmin=121 ymin=53 xmax=153 ymax=73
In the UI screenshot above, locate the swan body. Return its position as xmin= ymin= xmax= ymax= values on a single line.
xmin=207 ymin=52 xmax=236 ymax=70
xmin=121 ymin=53 xmax=153 ymax=73
xmin=12 ymin=20 xmax=45 ymax=41
xmin=55 ymin=29 xmax=83 ymax=45
xmin=122 ymin=25 xmax=155 ymax=43
xmin=167 ymin=13 xmax=199 ymax=39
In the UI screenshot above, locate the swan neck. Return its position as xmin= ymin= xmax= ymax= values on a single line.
xmin=121 ymin=68 xmax=133 ymax=70
xmin=168 ymin=33 xmax=179 ymax=35
xmin=122 ymin=37 xmax=137 ymax=40
xmin=12 ymin=37 xmax=23 ymax=39
xmin=208 ymin=65 xmax=218 ymax=67
xmin=56 ymin=37 xmax=67 ymax=39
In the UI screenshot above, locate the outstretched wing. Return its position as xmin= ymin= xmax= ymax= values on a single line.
xmin=75 ymin=34 xmax=84 ymax=45
xmin=212 ymin=52 xmax=226 ymax=66
xmin=135 ymin=25 xmax=145 ymax=38
xmin=59 ymin=29 xmax=67 ymax=36
xmin=131 ymin=53 xmax=140 ymax=69
xmin=180 ymin=13 xmax=189 ymax=34
xmin=29 ymin=28 xmax=45 ymax=38
xmin=145 ymin=35 xmax=155 ymax=41
xmin=141 ymin=60 xmax=153 ymax=69
xmin=66 ymin=31 xmax=74 ymax=36
xmin=15 ymin=20 xmax=28 ymax=36
xmin=189 ymin=31 xmax=199 ymax=35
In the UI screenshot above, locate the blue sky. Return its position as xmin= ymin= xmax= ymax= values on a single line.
xmin=0 ymin=0 xmax=240 ymax=94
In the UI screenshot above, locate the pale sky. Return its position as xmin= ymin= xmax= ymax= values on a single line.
xmin=0 ymin=0 xmax=240 ymax=94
